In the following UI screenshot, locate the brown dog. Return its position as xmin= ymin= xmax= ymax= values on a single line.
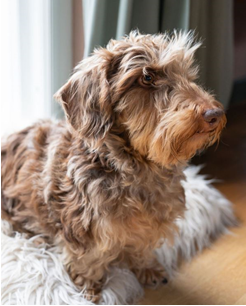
xmin=1 ymin=31 xmax=226 ymax=301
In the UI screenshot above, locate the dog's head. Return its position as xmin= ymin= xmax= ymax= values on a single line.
xmin=55 ymin=31 xmax=226 ymax=167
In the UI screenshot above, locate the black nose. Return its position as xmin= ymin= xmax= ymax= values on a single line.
xmin=203 ymin=108 xmax=224 ymax=124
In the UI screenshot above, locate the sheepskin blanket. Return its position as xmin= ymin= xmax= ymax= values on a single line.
xmin=1 ymin=166 xmax=236 ymax=305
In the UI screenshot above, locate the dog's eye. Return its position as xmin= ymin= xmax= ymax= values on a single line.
xmin=144 ymin=75 xmax=152 ymax=82
xmin=139 ymin=72 xmax=155 ymax=87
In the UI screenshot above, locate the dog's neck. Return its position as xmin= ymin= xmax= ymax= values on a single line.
xmin=77 ymin=132 xmax=185 ymax=185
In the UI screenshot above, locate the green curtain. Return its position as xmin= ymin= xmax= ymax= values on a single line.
xmin=189 ymin=0 xmax=234 ymax=109
xmin=82 ymin=0 xmax=233 ymax=108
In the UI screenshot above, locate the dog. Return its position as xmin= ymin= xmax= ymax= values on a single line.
xmin=1 ymin=31 xmax=226 ymax=301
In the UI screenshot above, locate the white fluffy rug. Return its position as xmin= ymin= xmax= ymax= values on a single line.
xmin=1 ymin=166 xmax=236 ymax=305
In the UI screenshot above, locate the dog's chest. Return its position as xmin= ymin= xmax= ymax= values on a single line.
xmin=66 ymin=150 xmax=185 ymax=250
xmin=92 ymin=168 xmax=185 ymax=251
xmin=118 ymin=167 xmax=185 ymax=217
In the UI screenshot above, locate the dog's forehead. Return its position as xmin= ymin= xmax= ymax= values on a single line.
xmin=109 ymin=35 xmax=167 ymax=55
xmin=108 ymin=31 xmax=200 ymax=69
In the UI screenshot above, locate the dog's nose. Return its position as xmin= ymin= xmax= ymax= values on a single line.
xmin=203 ymin=108 xmax=224 ymax=125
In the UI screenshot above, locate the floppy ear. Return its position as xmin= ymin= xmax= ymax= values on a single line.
xmin=54 ymin=49 xmax=115 ymax=141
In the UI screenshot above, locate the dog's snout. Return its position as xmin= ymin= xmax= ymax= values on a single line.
xmin=203 ymin=108 xmax=224 ymax=125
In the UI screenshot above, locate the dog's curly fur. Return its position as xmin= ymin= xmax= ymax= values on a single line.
xmin=1 ymin=31 xmax=226 ymax=301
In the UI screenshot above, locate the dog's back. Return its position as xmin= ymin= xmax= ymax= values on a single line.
xmin=1 ymin=120 xmax=67 ymax=236
xmin=1 ymin=126 xmax=32 ymax=227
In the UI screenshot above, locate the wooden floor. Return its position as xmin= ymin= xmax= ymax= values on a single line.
xmin=141 ymin=102 xmax=246 ymax=305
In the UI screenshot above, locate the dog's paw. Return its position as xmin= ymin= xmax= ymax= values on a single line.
xmin=82 ymin=288 xmax=101 ymax=303
xmin=70 ymin=271 xmax=102 ymax=302
xmin=133 ymin=264 xmax=168 ymax=287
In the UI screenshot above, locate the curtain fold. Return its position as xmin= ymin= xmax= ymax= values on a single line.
xmin=1 ymin=0 xmax=75 ymax=133
xmin=1 ymin=0 xmax=54 ymax=135
xmin=116 ymin=0 xmax=133 ymax=39
xmin=82 ymin=0 xmax=233 ymax=108
xmin=83 ymin=0 xmax=120 ymax=56
xmin=161 ymin=0 xmax=190 ymax=30
xmin=189 ymin=0 xmax=234 ymax=107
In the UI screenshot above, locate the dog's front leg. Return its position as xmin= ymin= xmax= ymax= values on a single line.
xmin=126 ymin=251 xmax=168 ymax=287
xmin=63 ymin=245 xmax=107 ymax=303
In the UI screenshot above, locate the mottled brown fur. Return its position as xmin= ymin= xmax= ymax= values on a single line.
xmin=1 ymin=31 xmax=226 ymax=301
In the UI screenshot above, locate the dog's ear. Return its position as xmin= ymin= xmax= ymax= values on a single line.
xmin=54 ymin=49 xmax=117 ymax=142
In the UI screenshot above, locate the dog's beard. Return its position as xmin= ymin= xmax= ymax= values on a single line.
xmin=146 ymin=108 xmax=226 ymax=167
